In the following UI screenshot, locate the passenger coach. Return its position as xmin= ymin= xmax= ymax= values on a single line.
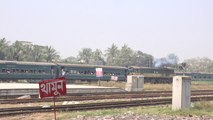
xmin=58 ymin=63 xmax=127 ymax=82
xmin=0 ymin=60 xmax=127 ymax=82
xmin=0 ymin=60 xmax=56 ymax=81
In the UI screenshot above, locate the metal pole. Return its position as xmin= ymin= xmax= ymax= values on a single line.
xmin=53 ymin=96 xmax=56 ymax=120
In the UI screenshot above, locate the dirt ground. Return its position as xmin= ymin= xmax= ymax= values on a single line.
xmin=0 ymin=112 xmax=213 ymax=120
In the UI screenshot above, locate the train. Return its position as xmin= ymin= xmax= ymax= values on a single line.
xmin=0 ymin=60 xmax=212 ymax=83
xmin=175 ymin=72 xmax=213 ymax=81
xmin=128 ymin=66 xmax=174 ymax=83
xmin=0 ymin=60 xmax=127 ymax=83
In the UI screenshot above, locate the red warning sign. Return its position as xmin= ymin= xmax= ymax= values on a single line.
xmin=39 ymin=77 xmax=66 ymax=98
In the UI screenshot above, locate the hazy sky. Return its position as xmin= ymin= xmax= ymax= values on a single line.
xmin=1 ymin=0 xmax=213 ymax=61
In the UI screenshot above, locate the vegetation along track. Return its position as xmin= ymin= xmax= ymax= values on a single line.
xmin=0 ymin=90 xmax=213 ymax=104
xmin=1 ymin=96 xmax=213 ymax=116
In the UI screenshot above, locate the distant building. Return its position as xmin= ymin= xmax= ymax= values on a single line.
xmin=17 ymin=41 xmax=32 ymax=45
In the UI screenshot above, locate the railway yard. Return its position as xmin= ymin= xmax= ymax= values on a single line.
xmin=0 ymin=82 xmax=213 ymax=120
xmin=1 ymin=0 xmax=213 ymax=119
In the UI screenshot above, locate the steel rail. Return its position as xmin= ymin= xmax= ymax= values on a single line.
xmin=1 ymin=89 xmax=213 ymax=99
xmin=0 ymin=96 xmax=213 ymax=116
xmin=0 ymin=90 xmax=213 ymax=104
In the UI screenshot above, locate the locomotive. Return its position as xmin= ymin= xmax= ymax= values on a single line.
xmin=0 ymin=60 xmax=178 ymax=83
xmin=128 ymin=66 xmax=174 ymax=83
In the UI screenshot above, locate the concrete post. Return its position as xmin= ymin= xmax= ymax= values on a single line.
xmin=172 ymin=76 xmax=191 ymax=110
xmin=125 ymin=75 xmax=144 ymax=92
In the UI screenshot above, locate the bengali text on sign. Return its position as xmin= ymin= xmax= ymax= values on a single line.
xmin=39 ymin=77 xmax=66 ymax=98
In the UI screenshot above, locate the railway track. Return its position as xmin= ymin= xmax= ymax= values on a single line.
xmin=0 ymin=90 xmax=213 ymax=104
xmin=1 ymin=96 xmax=213 ymax=116
xmin=1 ymin=89 xmax=213 ymax=99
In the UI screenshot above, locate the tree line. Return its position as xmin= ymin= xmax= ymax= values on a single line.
xmin=0 ymin=38 xmax=59 ymax=62
xmin=1 ymin=38 xmax=213 ymax=73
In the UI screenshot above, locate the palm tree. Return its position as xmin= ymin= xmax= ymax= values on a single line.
xmin=45 ymin=46 xmax=60 ymax=62
xmin=105 ymin=44 xmax=119 ymax=66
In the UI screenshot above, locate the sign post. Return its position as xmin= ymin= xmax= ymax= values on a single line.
xmin=96 ymin=68 xmax=103 ymax=86
xmin=53 ymin=96 xmax=56 ymax=120
xmin=39 ymin=77 xmax=66 ymax=120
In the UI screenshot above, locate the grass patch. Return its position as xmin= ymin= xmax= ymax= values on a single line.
xmin=56 ymin=101 xmax=213 ymax=119
xmin=1 ymin=101 xmax=213 ymax=120
xmin=144 ymin=82 xmax=213 ymax=91
xmin=144 ymin=83 xmax=172 ymax=91
xmin=192 ymin=81 xmax=213 ymax=85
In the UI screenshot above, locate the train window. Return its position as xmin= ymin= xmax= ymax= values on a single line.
xmin=116 ymin=72 xmax=119 ymax=75
xmin=2 ymin=69 xmax=6 ymax=73
xmin=6 ymin=70 xmax=10 ymax=73
xmin=79 ymin=71 xmax=83 ymax=74
xmin=2 ymin=69 xmax=10 ymax=73
xmin=74 ymin=70 xmax=78 ymax=74
xmin=21 ymin=70 xmax=25 ymax=73
xmin=70 ymin=70 xmax=74 ymax=74
xmin=72 ymin=70 xmax=76 ymax=74
xmin=209 ymin=76 xmax=211 ymax=79
xmin=29 ymin=70 xmax=33 ymax=73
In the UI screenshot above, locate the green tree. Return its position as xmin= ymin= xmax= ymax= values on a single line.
xmin=131 ymin=51 xmax=154 ymax=67
xmin=44 ymin=46 xmax=60 ymax=62
xmin=116 ymin=44 xmax=133 ymax=66
xmin=10 ymin=41 xmax=25 ymax=61
xmin=0 ymin=38 xmax=9 ymax=60
xmin=30 ymin=45 xmax=46 ymax=62
xmin=105 ymin=44 xmax=119 ymax=66
xmin=22 ymin=43 xmax=34 ymax=61
xmin=184 ymin=57 xmax=213 ymax=73
xmin=77 ymin=48 xmax=93 ymax=64
xmin=62 ymin=56 xmax=78 ymax=64
xmin=92 ymin=49 xmax=104 ymax=65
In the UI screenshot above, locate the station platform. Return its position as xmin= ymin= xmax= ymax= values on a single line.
xmin=0 ymin=83 xmax=126 ymax=96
